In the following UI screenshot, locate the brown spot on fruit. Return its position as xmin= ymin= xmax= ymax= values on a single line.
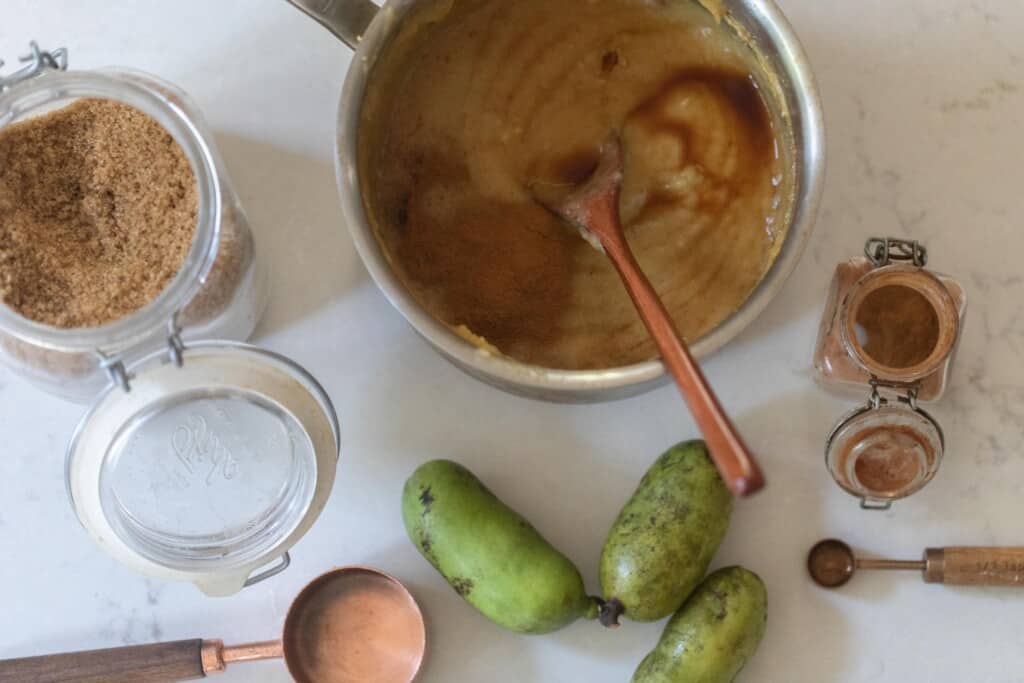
xmin=712 ymin=589 xmax=729 ymax=620
xmin=451 ymin=577 xmax=474 ymax=597
xmin=419 ymin=532 xmax=438 ymax=565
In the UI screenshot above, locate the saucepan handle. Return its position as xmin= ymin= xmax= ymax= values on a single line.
xmin=286 ymin=0 xmax=380 ymax=49
xmin=0 ymin=639 xmax=208 ymax=683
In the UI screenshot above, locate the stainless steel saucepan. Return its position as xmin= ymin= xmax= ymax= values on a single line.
xmin=288 ymin=0 xmax=825 ymax=403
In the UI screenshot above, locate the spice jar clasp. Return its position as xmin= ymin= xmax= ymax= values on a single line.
xmin=0 ymin=42 xmax=67 ymax=93
xmin=865 ymin=236 xmax=927 ymax=268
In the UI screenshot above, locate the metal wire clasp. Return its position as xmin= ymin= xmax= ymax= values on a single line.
xmin=167 ymin=314 xmax=186 ymax=368
xmin=242 ymin=553 xmax=292 ymax=588
xmin=96 ymin=315 xmax=187 ymax=393
xmin=0 ymin=42 xmax=68 ymax=92
xmin=865 ymin=237 xmax=928 ymax=268
xmin=97 ymin=350 xmax=133 ymax=393
xmin=868 ymin=378 xmax=921 ymax=411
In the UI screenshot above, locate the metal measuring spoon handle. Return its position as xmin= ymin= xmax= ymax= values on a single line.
xmin=809 ymin=539 xmax=1024 ymax=588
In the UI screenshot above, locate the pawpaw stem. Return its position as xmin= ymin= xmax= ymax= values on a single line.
xmin=585 ymin=596 xmax=603 ymax=621
xmin=599 ymin=598 xmax=624 ymax=628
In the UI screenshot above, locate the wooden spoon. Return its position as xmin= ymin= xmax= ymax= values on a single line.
xmin=533 ymin=133 xmax=764 ymax=497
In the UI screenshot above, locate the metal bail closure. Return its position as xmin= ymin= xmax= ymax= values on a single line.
xmin=865 ymin=236 xmax=928 ymax=268
xmin=868 ymin=379 xmax=921 ymax=411
xmin=0 ymin=42 xmax=68 ymax=92
xmin=167 ymin=313 xmax=186 ymax=368
xmin=243 ymin=553 xmax=292 ymax=588
xmin=826 ymin=380 xmax=944 ymax=509
xmin=95 ymin=314 xmax=188 ymax=393
xmin=97 ymin=350 xmax=132 ymax=393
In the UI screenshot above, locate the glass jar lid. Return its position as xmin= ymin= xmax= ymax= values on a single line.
xmin=66 ymin=341 xmax=339 ymax=596
xmin=825 ymin=398 xmax=944 ymax=510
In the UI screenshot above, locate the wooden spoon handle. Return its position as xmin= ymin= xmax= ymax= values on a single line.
xmin=0 ymin=639 xmax=208 ymax=683
xmin=604 ymin=242 xmax=765 ymax=497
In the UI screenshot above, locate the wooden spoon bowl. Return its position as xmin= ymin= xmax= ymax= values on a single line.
xmin=533 ymin=133 xmax=764 ymax=497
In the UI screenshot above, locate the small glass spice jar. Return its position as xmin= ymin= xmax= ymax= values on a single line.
xmin=813 ymin=237 xmax=966 ymax=509
xmin=0 ymin=43 xmax=267 ymax=402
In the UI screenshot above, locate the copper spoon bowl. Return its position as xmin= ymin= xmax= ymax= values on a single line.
xmin=0 ymin=566 xmax=426 ymax=683
xmin=533 ymin=133 xmax=764 ymax=497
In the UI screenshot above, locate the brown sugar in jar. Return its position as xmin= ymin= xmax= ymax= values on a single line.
xmin=0 ymin=98 xmax=198 ymax=328
xmin=0 ymin=60 xmax=264 ymax=402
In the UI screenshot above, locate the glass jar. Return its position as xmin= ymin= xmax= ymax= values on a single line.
xmin=814 ymin=237 xmax=966 ymax=509
xmin=0 ymin=45 xmax=335 ymax=596
xmin=814 ymin=239 xmax=965 ymax=402
xmin=0 ymin=44 xmax=267 ymax=402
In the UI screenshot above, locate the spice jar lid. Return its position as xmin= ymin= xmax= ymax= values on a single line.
xmin=65 ymin=341 xmax=339 ymax=596
xmin=825 ymin=400 xmax=944 ymax=509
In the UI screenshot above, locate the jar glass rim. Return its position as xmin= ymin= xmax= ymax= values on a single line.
xmin=838 ymin=265 xmax=959 ymax=382
xmin=0 ymin=69 xmax=220 ymax=352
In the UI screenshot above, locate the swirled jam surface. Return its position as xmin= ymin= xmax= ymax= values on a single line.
xmin=360 ymin=0 xmax=794 ymax=369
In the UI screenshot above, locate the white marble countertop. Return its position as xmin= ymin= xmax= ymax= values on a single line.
xmin=3 ymin=1 xmax=1024 ymax=681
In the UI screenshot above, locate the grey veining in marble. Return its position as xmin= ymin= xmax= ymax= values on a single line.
xmin=2 ymin=1 xmax=1024 ymax=681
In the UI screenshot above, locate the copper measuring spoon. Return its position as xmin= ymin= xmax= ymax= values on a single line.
xmin=808 ymin=538 xmax=1024 ymax=589
xmin=0 ymin=566 xmax=426 ymax=683
xmin=533 ymin=133 xmax=764 ymax=497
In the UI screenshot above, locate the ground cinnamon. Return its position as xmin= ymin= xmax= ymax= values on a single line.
xmin=845 ymin=424 xmax=931 ymax=495
xmin=0 ymin=98 xmax=197 ymax=328
xmin=854 ymin=284 xmax=939 ymax=369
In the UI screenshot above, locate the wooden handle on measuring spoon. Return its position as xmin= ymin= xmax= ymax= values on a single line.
xmin=0 ymin=639 xmax=207 ymax=682
xmin=924 ymin=547 xmax=1024 ymax=586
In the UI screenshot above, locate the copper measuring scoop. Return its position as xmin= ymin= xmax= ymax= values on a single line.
xmin=808 ymin=538 xmax=1024 ymax=589
xmin=0 ymin=566 xmax=426 ymax=683
xmin=532 ymin=133 xmax=764 ymax=497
